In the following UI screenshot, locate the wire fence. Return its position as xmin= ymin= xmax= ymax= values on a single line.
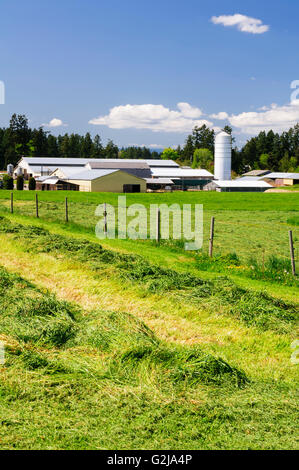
xmin=0 ymin=192 xmax=298 ymax=276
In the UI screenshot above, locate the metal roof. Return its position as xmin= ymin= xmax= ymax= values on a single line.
xmin=235 ymin=176 xmax=264 ymax=181
xmin=50 ymin=167 xmax=87 ymax=178
xmin=242 ymin=170 xmax=271 ymax=177
xmin=22 ymin=158 xmax=90 ymax=166
xmin=20 ymin=157 xmax=179 ymax=168
xmin=65 ymin=169 xmax=118 ymax=181
xmin=145 ymin=178 xmax=174 ymax=185
xmin=213 ymin=180 xmax=271 ymax=188
xmin=146 ymin=160 xmax=179 ymax=167
xmin=87 ymin=161 xmax=150 ymax=170
xmin=151 ymin=168 xmax=214 ymax=178
xmin=265 ymin=172 xmax=299 ymax=179
xmin=40 ymin=178 xmax=61 ymax=185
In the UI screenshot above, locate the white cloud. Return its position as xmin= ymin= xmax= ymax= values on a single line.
xmin=228 ymin=100 xmax=299 ymax=134
xmin=210 ymin=112 xmax=229 ymax=120
xmin=211 ymin=14 xmax=269 ymax=34
xmin=43 ymin=118 xmax=66 ymax=128
xmin=177 ymin=102 xmax=203 ymax=118
xmin=89 ymin=103 xmax=213 ymax=133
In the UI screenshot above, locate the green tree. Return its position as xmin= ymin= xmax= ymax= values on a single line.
xmin=47 ymin=135 xmax=59 ymax=157
xmin=105 ymin=139 xmax=119 ymax=159
xmin=259 ymin=154 xmax=270 ymax=169
xmin=3 ymin=174 xmax=14 ymax=189
xmin=16 ymin=175 xmax=24 ymax=190
xmin=31 ymin=128 xmax=48 ymax=157
xmin=161 ymin=148 xmax=179 ymax=161
xmin=192 ymin=125 xmax=215 ymax=152
xmin=183 ymin=135 xmax=194 ymax=164
xmin=279 ymin=151 xmax=291 ymax=172
xmin=91 ymin=135 xmax=104 ymax=158
xmin=28 ymin=177 xmax=36 ymax=190
xmin=81 ymin=133 xmax=93 ymax=158
xmin=192 ymin=148 xmax=213 ymax=169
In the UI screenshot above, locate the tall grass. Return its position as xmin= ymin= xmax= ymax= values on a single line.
xmin=0 ymin=217 xmax=297 ymax=334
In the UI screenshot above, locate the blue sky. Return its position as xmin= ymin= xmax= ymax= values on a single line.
xmin=0 ymin=0 xmax=299 ymax=148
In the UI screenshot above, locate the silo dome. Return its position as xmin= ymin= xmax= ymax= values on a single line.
xmin=214 ymin=131 xmax=232 ymax=181
xmin=7 ymin=164 xmax=14 ymax=176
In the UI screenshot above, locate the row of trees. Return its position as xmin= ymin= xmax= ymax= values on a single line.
xmin=236 ymin=126 xmax=299 ymax=173
xmin=1 ymin=114 xmax=299 ymax=174
xmin=161 ymin=124 xmax=299 ymax=173
xmin=0 ymin=114 xmax=161 ymax=170
xmin=161 ymin=125 xmax=232 ymax=171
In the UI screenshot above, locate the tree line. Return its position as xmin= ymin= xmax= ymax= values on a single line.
xmin=0 ymin=114 xmax=161 ymax=169
xmin=1 ymin=114 xmax=299 ymax=174
xmin=162 ymin=124 xmax=299 ymax=174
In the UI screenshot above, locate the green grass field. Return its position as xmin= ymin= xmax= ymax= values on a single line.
xmin=0 ymin=190 xmax=298 ymax=450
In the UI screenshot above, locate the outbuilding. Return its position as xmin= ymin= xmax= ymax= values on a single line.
xmin=64 ymin=169 xmax=147 ymax=193
xmin=204 ymin=180 xmax=271 ymax=192
xmin=263 ymin=172 xmax=299 ymax=186
xmin=36 ymin=177 xmax=79 ymax=191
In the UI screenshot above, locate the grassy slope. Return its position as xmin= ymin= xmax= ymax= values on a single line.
xmin=0 ymin=191 xmax=298 ymax=449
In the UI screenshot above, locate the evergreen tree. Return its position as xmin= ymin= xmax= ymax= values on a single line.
xmin=105 ymin=139 xmax=119 ymax=159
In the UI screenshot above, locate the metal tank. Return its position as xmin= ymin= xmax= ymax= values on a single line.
xmin=7 ymin=164 xmax=14 ymax=176
xmin=214 ymin=131 xmax=232 ymax=181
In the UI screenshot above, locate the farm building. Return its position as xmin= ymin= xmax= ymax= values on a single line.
xmin=13 ymin=157 xmax=179 ymax=179
xmin=85 ymin=160 xmax=152 ymax=179
xmin=145 ymin=178 xmax=174 ymax=191
xmin=62 ymin=169 xmax=147 ymax=193
xmin=151 ymin=168 xmax=214 ymax=190
xmin=242 ymin=170 xmax=271 ymax=177
xmin=204 ymin=180 xmax=272 ymax=192
xmin=12 ymin=156 xmax=214 ymax=192
xmin=263 ymin=172 xmax=299 ymax=186
xmin=36 ymin=178 xmax=79 ymax=191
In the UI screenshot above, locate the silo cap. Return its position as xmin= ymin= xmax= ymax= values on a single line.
xmin=215 ymin=131 xmax=232 ymax=142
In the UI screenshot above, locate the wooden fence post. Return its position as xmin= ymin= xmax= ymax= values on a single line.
xmin=156 ymin=208 xmax=161 ymax=243
xmin=65 ymin=197 xmax=68 ymax=223
xmin=10 ymin=192 xmax=13 ymax=214
xmin=209 ymin=217 xmax=215 ymax=258
xmin=289 ymin=230 xmax=296 ymax=276
xmin=104 ymin=203 xmax=107 ymax=236
xmin=35 ymin=193 xmax=39 ymax=218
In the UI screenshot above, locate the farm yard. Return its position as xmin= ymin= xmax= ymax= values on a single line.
xmin=0 ymin=190 xmax=298 ymax=450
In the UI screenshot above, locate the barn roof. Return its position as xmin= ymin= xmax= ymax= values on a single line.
xmin=212 ymin=180 xmax=271 ymax=188
xmin=65 ymin=169 xmax=118 ymax=181
xmin=65 ymin=169 xmax=146 ymax=182
xmin=145 ymin=178 xmax=174 ymax=185
xmin=265 ymin=172 xmax=299 ymax=179
xmin=151 ymin=168 xmax=214 ymax=178
xmin=242 ymin=170 xmax=271 ymax=177
xmin=19 ymin=157 xmax=179 ymax=168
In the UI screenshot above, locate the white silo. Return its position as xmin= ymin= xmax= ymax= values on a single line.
xmin=7 ymin=164 xmax=14 ymax=176
xmin=214 ymin=131 xmax=232 ymax=181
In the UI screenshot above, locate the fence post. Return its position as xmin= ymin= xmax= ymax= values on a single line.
xmin=104 ymin=203 xmax=107 ymax=236
xmin=65 ymin=197 xmax=68 ymax=223
xmin=156 ymin=208 xmax=161 ymax=243
xmin=209 ymin=217 xmax=215 ymax=257
xmin=289 ymin=230 xmax=296 ymax=276
xmin=10 ymin=192 xmax=13 ymax=214
xmin=35 ymin=193 xmax=39 ymax=218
